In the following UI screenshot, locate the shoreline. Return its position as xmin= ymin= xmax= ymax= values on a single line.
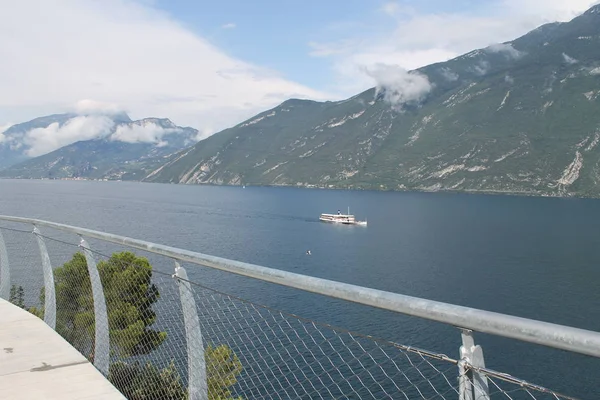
xmin=0 ymin=176 xmax=594 ymax=201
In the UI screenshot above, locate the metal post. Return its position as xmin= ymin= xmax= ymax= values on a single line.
xmin=80 ymin=237 xmax=110 ymax=376
xmin=457 ymin=358 xmax=472 ymax=400
xmin=33 ymin=226 xmax=56 ymax=329
xmin=458 ymin=329 xmax=489 ymax=400
xmin=174 ymin=261 xmax=208 ymax=400
xmin=0 ymin=229 xmax=10 ymax=300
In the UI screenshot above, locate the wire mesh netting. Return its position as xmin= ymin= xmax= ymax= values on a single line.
xmin=0 ymin=225 xmax=584 ymax=400
xmin=182 ymin=273 xmax=459 ymax=400
xmin=476 ymin=369 xmax=575 ymax=400
xmin=1 ymin=226 xmax=44 ymax=311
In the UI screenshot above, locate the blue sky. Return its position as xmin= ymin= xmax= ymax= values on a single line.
xmin=153 ymin=0 xmax=388 ymax=89
xmin=152 ymin=0 xmax=597 ymax=98
xmin=152 ymin=0 xmax=489 ymax=89
xmin=0 ymin=0 xmax=596 ymax=151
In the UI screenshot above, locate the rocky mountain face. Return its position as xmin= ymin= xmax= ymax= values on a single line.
xmin=143 ymin=5 xmax=600 ymax=197
xmin=0 ymin=114 xmax=198 ymax=180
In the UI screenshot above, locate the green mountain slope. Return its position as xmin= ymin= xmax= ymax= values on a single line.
xmin=145 ymin=5 xmax=600 ymax=197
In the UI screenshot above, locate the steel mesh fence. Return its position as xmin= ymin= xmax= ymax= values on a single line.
xmin=1 ymin=226 xmax=44 ymax=311
xmin=39 ymin=233 xmax=191 ymax=399
xmin=0 ymin=225 xmax=586 ymax=400
xmin=481 ymin=371 xmax=572 ymax=400
xmin=183 ymin=272 xmax=460 ymax=400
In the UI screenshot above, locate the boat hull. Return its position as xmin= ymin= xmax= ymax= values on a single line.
xmin=319 ymin=215 xmax=367 ymax=226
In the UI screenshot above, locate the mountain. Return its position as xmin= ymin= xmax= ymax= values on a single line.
xmin=0 ymin=115 xmax=198 ymax=180
xmin=144 ymin=5 xmax=600 ymax=198
xmin=1 ymin=114 xmax=79 ymax=169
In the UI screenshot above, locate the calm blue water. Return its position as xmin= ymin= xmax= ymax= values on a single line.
xmin=1 ymin=179 xmax=599 ymax=398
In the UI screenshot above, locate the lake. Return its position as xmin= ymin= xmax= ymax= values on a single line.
xmin=1 ymin=179 xmax=599 ymax=398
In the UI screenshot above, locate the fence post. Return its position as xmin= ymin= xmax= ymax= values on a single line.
xmin=80 ymin=237 xmax=110 ymax=376
xmin=174 ymin=261 xmax=208 ymax=400
xmin=458 ymin=329 xmax=490 ymax=400
xmin=0 ymin=229 xmax=10 ymax=300
xmin=33 ymin=226 xmax=56 ymax=329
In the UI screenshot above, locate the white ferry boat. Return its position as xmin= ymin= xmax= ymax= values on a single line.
xmin=319 ymin=208 xmax=367 ymax=226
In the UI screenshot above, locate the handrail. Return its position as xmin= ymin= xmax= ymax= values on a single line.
xmin=2 ymin=214 xmax=600 ymax=358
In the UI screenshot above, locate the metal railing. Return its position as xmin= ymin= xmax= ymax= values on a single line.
xmin=0 ymin=214 xmax=597 ymax=400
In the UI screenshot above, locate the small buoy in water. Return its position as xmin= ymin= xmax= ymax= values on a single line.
xmin=306 ymin=250 xmax=311 ymax=255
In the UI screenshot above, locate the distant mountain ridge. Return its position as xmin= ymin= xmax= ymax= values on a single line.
xmin=0 ymin=113 xmax=198 ymax=180
xmin=141 ymin=5 xmax=600 ymax=198
xmin=5 ymin=5 xmax=600 ymax=198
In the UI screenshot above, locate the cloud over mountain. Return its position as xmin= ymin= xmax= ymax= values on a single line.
xmin=310 ymin=0 xmax=597 ymax=95
xmin=110 ymin=121 xmax=181 ymax=146
xmin=0 ymin=0 xmax=331 ymax=134
xmin=365 ymin=64 xmax=432 ymax=109
xmin=22 ymin=116 xmax=115 ymax=157
xmin=486 ymin=43 xmax=524 ymax=59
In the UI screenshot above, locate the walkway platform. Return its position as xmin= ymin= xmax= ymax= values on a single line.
xmin=0 ymin=298 xmax=125 ymax=399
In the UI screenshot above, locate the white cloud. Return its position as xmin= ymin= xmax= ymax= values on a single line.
xmin=381 ymin=2 xmax=401 ymax=17
xmin=562 ymin=52 xmax=578 ymax=64
xmin=486 ymin=43 xmax=524 ymax=59
xmin=325 ymin=47 xmax=456 ymax=95
xmin=505 ymin=74 xmax=515 ymax=84
xmin=440 ymin=67 xmax=459 ymax=82
xmin=222 ymin=23 xmax=236 ymax=29
xmin=473 ymin=60 xmax=491 ymax=76
xmin=0 ymin=123 xmax=12 ymax=143
xmin=0 ymin=0 xmax=330 ymax=135
xmin=311 ymin=1 xmax=597 ymax=96
xmin=4 ymin=111 xmax=197 ymax=158
xmin=590 ymin=67 xmax=600 ymax=75
xmin=365 ymin=64 xmax=432 ymax=110
xmin=110 ymin=122 xmax=175 ymax=144
xmin=23 ymin=116 xmax=115 ymax=157
xmin=501 ymin=0 xmax=598 ymax=20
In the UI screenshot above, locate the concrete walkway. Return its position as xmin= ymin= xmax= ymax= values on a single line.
xmin=0 ymin=298 xmax=125 ymax=399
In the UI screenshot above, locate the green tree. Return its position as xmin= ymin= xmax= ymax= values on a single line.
xmin=108 ymin=345 xmax=243 ymax=400
xmin=108 ymin=361 xmax=188 ymax=400
xmin=53 ymin=252 xmax=166 ymax=359
xmin=27 ymin=286 xmax=45 ymax=319
xmin=206 ymin=344 xmax=243 ymax=400
xmin=9 ymin=284 xmax=25 ymax=308
xmin=49 ymin=251 xmax=243 ymax=400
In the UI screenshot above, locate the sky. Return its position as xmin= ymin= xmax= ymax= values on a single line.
xmin=0 ymin=0 xmax=597 ymax=144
